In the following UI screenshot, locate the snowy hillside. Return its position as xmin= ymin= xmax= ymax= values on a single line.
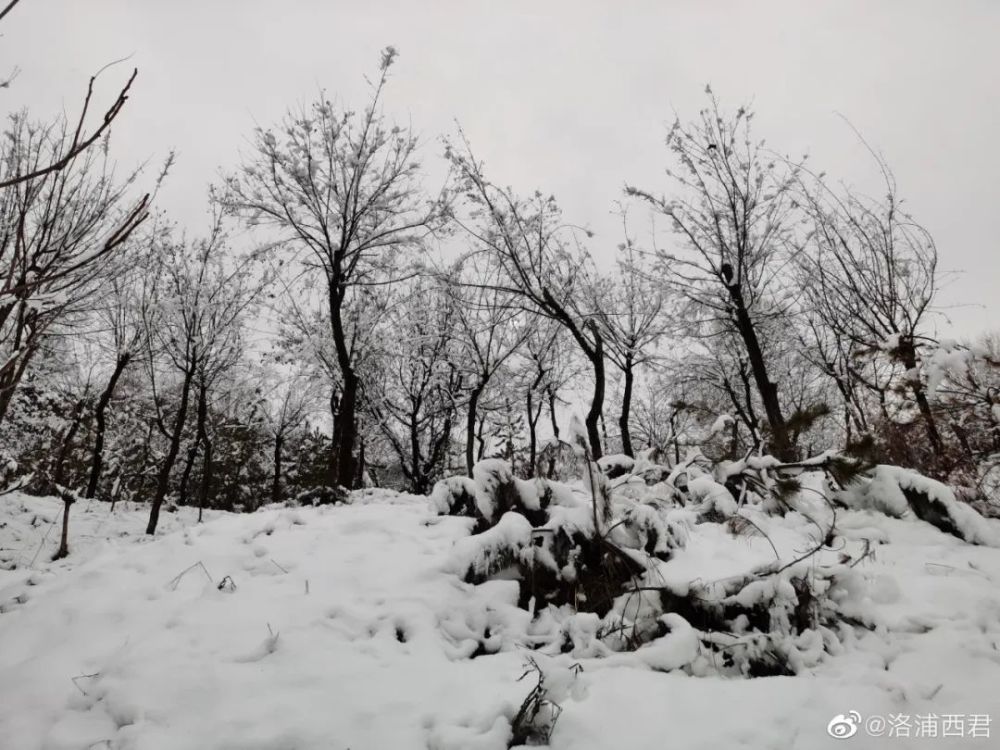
xmin=1 ymin=482 xmax=998 ymax=750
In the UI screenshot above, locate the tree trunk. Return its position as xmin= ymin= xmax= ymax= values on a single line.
xmin=84 ymin=352 xmax=131 ymax=499
xmin=728 ymin=285 xmax=791 ymax=460
xmin=548 ymin=386 xmax=560 ymax=439
xmin=526 ymin=389 xmax=538 ymax=476
xmin=584 ymin=332 xmax=606 ymax=459
xmin=177 ymin=441 xmax=198 ymax=507
xmin=52 ymin=491 xmax=74 ymax=561
xmin=51 ymin=398 xmax=87 ymax=561
xmin=354 ymin=435 xmax=366 ymax=488
xmin=178 ymin=383 xmax=207 ymax=506
xmin=476 ymin=411 xmax=487 ymax=460
xmin=328 ymin=278 xmax=359 ymax=490
xmin=54 ymin=397 xmax=87 ymax=489
xmin=465 ymin=384 xmax=484 ymax=477
xmin=330 ymin=371 xmax=358 ymax=489
xmin=408 ymin=404 xmax=423 ymax=493
xmin=193 ymin=379 xmax=209 ymax=508
xmin=146 ymin=367 xmax=195 ymax=535
xmin=327 ymin=387 xmax=339 ymax=485
xmin=669 ymin=410 xmax=681 ymax=465
xmin=271 ymin=433 xmax=283 ymax=505
xmin=197 ymin=437 xmax=212 ymax=523
xmin=618 ymin=355 xmax=635 ymax=457
xmin=897 ymin=340 xmax=944 ymax=457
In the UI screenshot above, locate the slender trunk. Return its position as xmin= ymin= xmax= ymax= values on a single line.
xmin=271 ymin=433 xmax=283 ymax=505
xmin=85 ymin=353 xmax=131 ymax=499
xmin=54 ymin=398 xmax=87 ymax=489
xmin=327 ymin=387 xmax=339 ymax=486
xmin=331 ymin=372 xmax=358 ymax=489
xmin=525 ymin=364 xmax=547 ymax=475
xmin=328 ymin=279 xmax=358 ymax=490
xmin=618 ymin=355 xmax=635 ymax=458
xmin=503 ymin=398 xmax=516 ymax=464
xmin=52 ymin=492 xmax=74 ymax=561
xmin=548 ymin=386 xmax=560 ymax=439
xmin=147 ymin=367 xmax=195 ymax=535
xmin=476 ymin=412 xmax=487 ymax=460
xmin=949 ymin=422 xmax=975 ymax=463
xmin=178 ymin=383 xmax=207 ymax=506
xmin=465 ymin=384 xmax=484 ymax=477
xmin=52 ymin=398 xmax=87 ymax=561
xmin=409 ymin=404 xmax=422 ymax=493
xmin=898 ymin=340 xmax=944 ymax=455
xmin=198 ymin=438 xmax=212 ymax=523
xmin=546 ymin=385 xmax=560 ymax=478
xmin=584 ymin=330 xmax=606 ymax=459
xmin=728 ymin=285 xmax=790 ymax=459
xmin=354 ymin=436 xmax=366 ymax=488
xmin=177 ymin=441 xmax=198 ymax=507
xmin=670 ymin=410 xmax=681 ymax=466
xmin=526 ymin=389 xmax=538 ymax=476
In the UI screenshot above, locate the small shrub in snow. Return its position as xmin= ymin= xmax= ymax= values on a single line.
xmin=509 ymin=657 xmax=582 ymax=747
xmin=294 ymin=485 xmax=350 ymax=507
xmin=436 ymin=450 xmax=909 ymax=677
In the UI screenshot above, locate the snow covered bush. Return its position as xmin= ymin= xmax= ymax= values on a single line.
xmin=432 ymin=449 xmax=896 ymax=678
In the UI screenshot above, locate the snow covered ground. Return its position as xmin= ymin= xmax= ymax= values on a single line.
xmin=1 ymin=489 xmax=998 ymax=749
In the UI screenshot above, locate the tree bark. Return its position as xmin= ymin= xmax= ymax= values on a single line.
xmin=52 ymin=398 xmax=87 ymax=560
xmin=177 ymin=382 xmax=207 ymax=506
xmin=177 ymin=438 xmax=198 ymax=507
xmin=330 ymin=371 xmax=358 ymax=489
xmin=84 ymin=352 xmax=131 ymax=499
xmin=547 ymin=386 xmax=560 ymax=439
xmin=728 ymin=284 xmax=791 ymax=460
xmin=197 ymin=437 xmax=212 ymax=523
xmin=538 ymin=290 xmax=605 ymax=458
xmin=271 ymin=433 xmax=283 ymax=505
xmin=53 ymin=491 xmax=74 ymax=561
xmin=584 ymin=332 xmax=606 ymax=459
xmin=354 ymin=435 xmax=366 ymax=488
xmin=898 ymin=338 xmax=944 ymax=457
xmin=618 ymin=353 xmax=635 ymax=457
xmin=328 ymin=280 xmax=359 ymax=490
xmin=146 ymin=366 xmax=194 ymax=535
xmin=465 ymin=384 xmax=484 ymax=477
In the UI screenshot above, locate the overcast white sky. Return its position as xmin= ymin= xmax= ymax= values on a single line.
xmin=4 ymin=0 xmax=998 ymax=337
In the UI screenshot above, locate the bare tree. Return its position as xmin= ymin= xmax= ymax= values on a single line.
xmin=449 ymin=255 xmax=531 ymax=476
xmin=368 ymin=283 xmax=461 ymax=493
xmin=592 ymin=227 xmax=670 ymax=456
xmin=796 ymin=146 xmax=943 ymax=458
xmin=143 ymin=224 xmax=260 ymax=534
xmin=447 ymin=136 xmax=608 ymax=458
xmin=261 ymin=370 xmax=320 ymax=504
xmin=0 ymin=113 xmax=149 ymax=425
xmin=81 ymin=249 xmax=160 ymax=499
xmin=368 ymin=279 xmax=463 ymax=494
xmin=520 ymin=318 xmax=565 ymax=474
xmin=0 ymin=1 xmax=141 ymax=188
xmin=220 ymin=47 xmax=449 ymax=489
xmin=627 ymin=91 xmax=802 ymax=459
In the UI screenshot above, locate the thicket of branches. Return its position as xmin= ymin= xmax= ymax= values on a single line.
xmin=2 ymin=31 xmax=998 ymax=560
